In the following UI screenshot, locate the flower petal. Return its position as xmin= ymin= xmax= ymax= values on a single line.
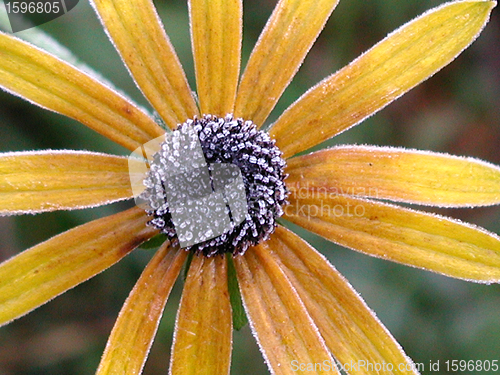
xmin=0 ymin=32 xmax=163 ymax=151
xmin=234 ymin=0 xmax=339 ymax=126
xmin=284 ymin=194 xmax=500 ymax=282
xmin=234 ymin=244 xmax=339 ymax=375
xmin=271 ymin=226 xmax=418 ymax=374
xmin=270 ymin=0 xmax=496 ymax=158
xmin=0 ymin=6 xmax=139 ymax=109
xmin=170 ymin=255 xmax=232 ymax=375
xmin=0 ymin=150 xmax=133 ymax=215
xmin=287 ymin=145 xmax=500 ymax=207
xmin=97 ymin=242 xmax=186 ymax=375
xmin=189 ymin=0 xmax=242 ymax=115
xmin=91 ymin=0 xmax=199 ymax=128
xmin=0 ymin=207 xmax=157 ymax=326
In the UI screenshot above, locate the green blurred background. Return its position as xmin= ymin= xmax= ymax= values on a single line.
xmin=0 ymin=0 xmax=499 ymax=374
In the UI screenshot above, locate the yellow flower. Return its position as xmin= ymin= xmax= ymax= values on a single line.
xmin=0 ymin=0 xmax=499 ymax=374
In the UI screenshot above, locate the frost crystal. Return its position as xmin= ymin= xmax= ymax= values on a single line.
xmin=141 ymin=114 xmax=288 ymax=256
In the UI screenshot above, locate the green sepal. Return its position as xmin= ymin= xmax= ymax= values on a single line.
xmin=152 ymin=111 xmax=170 ymax=132
xmin=227 ymin=255 xmax=248 ymax=331
xmin=183 ymin=251 xmax=194 ymax=282
xmin=139 ymin=233 xmax=168 ymax=250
